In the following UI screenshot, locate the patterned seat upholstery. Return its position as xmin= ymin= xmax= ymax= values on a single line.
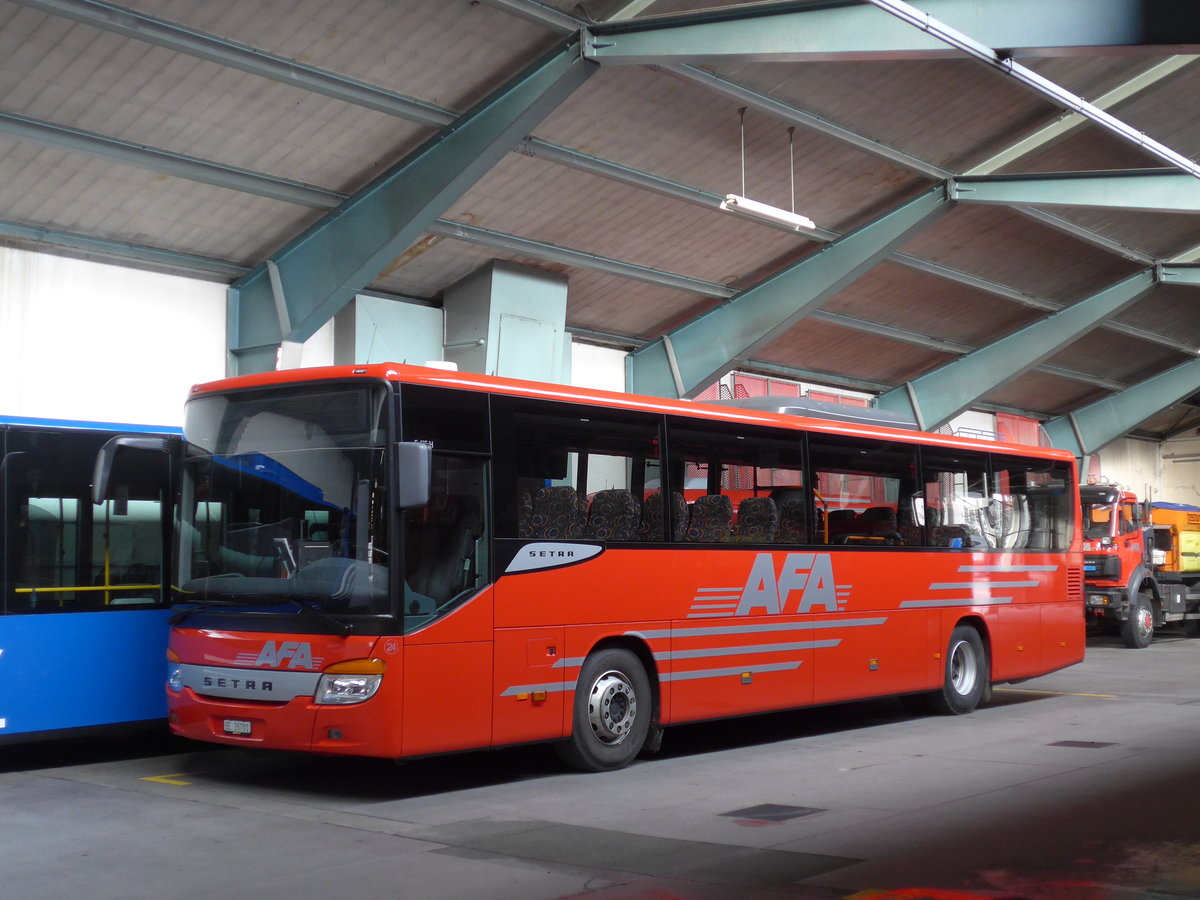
xmin=729 ymin=497 xmax=779 ymax=543
xmin=686 ymin=494 xmax=733 ymax=543
xmin=898 ymin=524 xmax=924 ymax=546
xmin=776 ymin=498 xmax=808 ymax=544
xmin=855 ymin=506 xmax=903 ymax=543
xmin=932 ymin=524 xmax=970 ymax=547
xmin=528 ymin=486 xmax=587 ymax=539
xmin=639 ymin=491 xmax=687 ymax=542
xmin=517 ymin=489 xmax=534 ymax=539
xmin=587 ymin=489 xmax=641 ymax=542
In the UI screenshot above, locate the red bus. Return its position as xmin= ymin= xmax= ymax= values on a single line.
xmin=161 ymin=364 xmax=1083 ymax=771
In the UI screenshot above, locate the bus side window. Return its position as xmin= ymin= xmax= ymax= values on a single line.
xmin=5 ymin=428 xmax=168 ymax=612
xmin=991 ymin=455 xmax=1072 ymax=551
xmin=665 ymin=417 xmax=805 ymax=545
xmin=491 ymin=397 xmax=662 ymax=542
xmin=920 ymin=448 xmax=991 ymax=549
xmin=809 ymin=433 xmax=916 ymax=547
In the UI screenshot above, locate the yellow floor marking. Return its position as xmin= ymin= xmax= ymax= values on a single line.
xmin=994 ymin=687 xmax=1116 ymax=700
xmin=140 ymin=773 xmax=192 ymax=786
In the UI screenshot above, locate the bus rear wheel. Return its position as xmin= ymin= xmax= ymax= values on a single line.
xmin=556 ymin=648 xmax=651 ymax=772
xmin=928 ymin=625 xmax=988 ymax=715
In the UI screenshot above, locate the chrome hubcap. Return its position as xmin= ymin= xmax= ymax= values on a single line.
xmin=587 ymin=670 xmax=637 ymax=745
xmin=949 ymin=639 xmax=978 ymax=697
xmin=1136 ymin=605 xmax=1154 ymax=639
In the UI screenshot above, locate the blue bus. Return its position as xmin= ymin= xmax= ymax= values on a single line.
xmin=0 ymin=416 xmax=176 ymax=741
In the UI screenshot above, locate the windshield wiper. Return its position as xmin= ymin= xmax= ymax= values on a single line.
xmin=293 ymin=600 xmax=353 ymax=635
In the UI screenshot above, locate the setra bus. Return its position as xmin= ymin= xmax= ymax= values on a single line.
xmin=154 ymin=364 xmax=1083 ymax=771
xmin=1 ymin=415 xmax=175 ymax=741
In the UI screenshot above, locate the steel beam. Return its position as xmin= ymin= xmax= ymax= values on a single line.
xmin=0 ymin=112 xmax=342 ymax=208
xmin=955 ymin=169 xmax=1200 ymax=214
xmin=584 ymin=0 xmax=1199 ymax=65
xmin=665 ymin=64 xmax=949 ymax=180
xmin=1161 ymin=264 xmax=1200 ymax=287
xmin=1013 ymin=207 xmax=1155 ymax=265
xmin=478 ymin=0 xmax=582 ymax=33
xmin=866 ymin=0 xmax=1200 ymax=180
xmin=965 ymin=56 xmax=1199 ymax=176
xmin=876 ymin=269 xmax=1157 ymax=430
xmin=227 ymin=38 xmax=594 ymax=374
xmin=428 ymin=219 xmax=735 ymax=298
xmin=0 ymin=219 xmax=248 ymax=279
xmin=16 ymin=0 xmax=455 ymax=127
xmin=626 ymin=185 xmax=951 ymax=399
xmin=1044 ymin=356 xmax=1200 ymax=456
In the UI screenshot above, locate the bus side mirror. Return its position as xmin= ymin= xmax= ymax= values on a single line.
xmin=93 ymin=435 xmax=172 ymax=504
xmin=395 ymin=442 xmax=431 ymax=510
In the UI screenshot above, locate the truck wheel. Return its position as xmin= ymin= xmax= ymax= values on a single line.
xmin=1120 ymin=595 xmax=1154 ymax=649
xmin=556 ymin=648 xmax=651 ymax=772
xmin=928 ymin=625 xmax=988 ymax=715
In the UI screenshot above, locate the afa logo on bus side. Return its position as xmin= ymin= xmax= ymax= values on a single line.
xmin=734 ymin=552 xmax=850 ymax=616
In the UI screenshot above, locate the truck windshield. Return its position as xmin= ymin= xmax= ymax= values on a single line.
xmin=1082 ymin=501 xmax=1117 ymax=539
xmin=174 ymin=383 xmax=392 ymax=618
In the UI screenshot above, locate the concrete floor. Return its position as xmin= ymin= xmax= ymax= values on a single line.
xmin=4 ymin=631 xmax=1200 ymax=900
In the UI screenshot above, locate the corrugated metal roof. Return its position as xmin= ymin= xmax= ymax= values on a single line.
xmin=2 ymin=0 xmax=1200 ymax=443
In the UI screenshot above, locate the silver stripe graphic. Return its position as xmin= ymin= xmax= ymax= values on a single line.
xmin=661 ymin=661 xmax=802 ymax=682
xmin=233 ymin=653 xmax=326 ymax=668
xmin=552 ymin=657 xmax=587 ymax=669
xmin=655 ymin=639 xmax=840 ymax=661
xmin=958 ymin=565 xmax=1058 ymax=573
xmin=900 ymin=597 xmax=1013 ymax=608
xmin=500 ymin=680 xmax=578 ymax=697
xmin=696 ymin=586 xmax=741 ymax=593
xmin=634 ymin=617 xmax=888 ymax=640
xmin=930 ymin=581 xmax=1038 ymax=590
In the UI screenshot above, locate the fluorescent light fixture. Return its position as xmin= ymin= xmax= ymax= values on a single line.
xmin=720 ymin=194 xmax=815 ymax=231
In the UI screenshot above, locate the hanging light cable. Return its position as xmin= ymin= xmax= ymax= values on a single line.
xmin=720 ymin=108 xmax=815 ymax=231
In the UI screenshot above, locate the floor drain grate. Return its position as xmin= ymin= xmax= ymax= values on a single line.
xmin=1048 ymin=740 xmax=1116 ymax=749
xmin=719 ymin=804 xmax=825 ymax=823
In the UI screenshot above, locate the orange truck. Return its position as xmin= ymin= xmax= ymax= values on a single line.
xmin=1081 ymin=484 xmax=1200 ymax=647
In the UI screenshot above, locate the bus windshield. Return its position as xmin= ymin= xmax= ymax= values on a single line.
xmin=174 ymin=384 xmax=392 ymax=618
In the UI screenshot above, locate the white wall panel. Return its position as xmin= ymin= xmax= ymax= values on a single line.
xmin=0 ymin=246 xmax=225 ymax=426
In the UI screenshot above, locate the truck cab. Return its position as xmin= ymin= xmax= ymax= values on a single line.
xmin=1079 ymin=485 xmax=1200 ymax=647
xmin=1081 ymin=484 xmax=1158 ymax=647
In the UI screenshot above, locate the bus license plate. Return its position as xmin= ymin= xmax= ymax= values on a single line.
xmin=223 ymin=719 xmax=252 ymax=736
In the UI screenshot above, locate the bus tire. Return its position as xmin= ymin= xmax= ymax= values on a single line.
xmin=556 ymin=648 xmax=651 ymax=772
xmin=928 ymin=625 xmax=988 ymax=715
xmin=1120 ymin=594 xmax=1154 ymax=649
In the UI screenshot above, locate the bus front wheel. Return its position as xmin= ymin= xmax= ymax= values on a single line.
xmin=928 ymin=625 xmax=988 ymax=715
xmin=556 ymin=648 xmax=651 ymax=772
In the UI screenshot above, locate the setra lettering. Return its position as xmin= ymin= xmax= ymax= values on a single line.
xmin=203 ymin=676 xmax=274 ymax=692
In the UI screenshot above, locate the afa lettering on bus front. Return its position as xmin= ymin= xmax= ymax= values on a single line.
xmin=689 ymin=553 xmax=853 ymax=618
xmin=235 ymin=641 xmax=324 ymax=670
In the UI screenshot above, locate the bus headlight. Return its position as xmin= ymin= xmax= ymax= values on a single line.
xmin=168 ymin=666 xmax=183 ymax=692
xmin=315 ymin=659 xmax=385 ymax=705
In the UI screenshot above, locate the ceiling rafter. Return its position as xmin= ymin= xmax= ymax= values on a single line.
xmin=5 ymin=104 xmax=1195 ymax=362
xmin=5 ymin=0 xmax=1197 ymax=437
xmin=12 ymin=0 xmax=1178 ymax=339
